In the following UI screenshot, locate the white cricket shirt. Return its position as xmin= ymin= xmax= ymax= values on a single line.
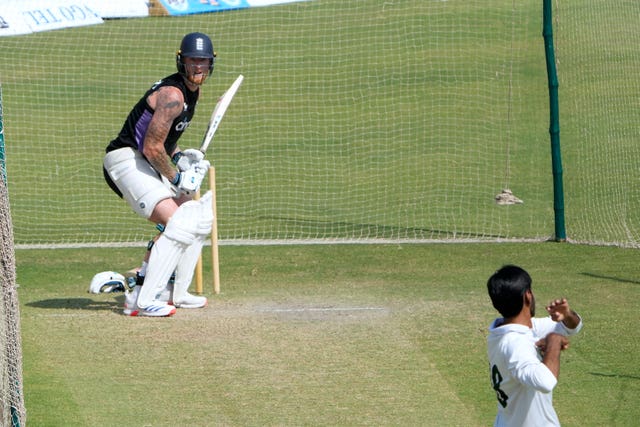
xmin=487 ymin=316 xmax=582 ymax=427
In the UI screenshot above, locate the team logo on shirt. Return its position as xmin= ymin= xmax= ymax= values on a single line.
xmin=175 ymin=117 xmax=190 ymax=132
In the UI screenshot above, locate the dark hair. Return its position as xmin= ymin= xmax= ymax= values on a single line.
xmin=487 ymin=265 xmax=532 ymax=318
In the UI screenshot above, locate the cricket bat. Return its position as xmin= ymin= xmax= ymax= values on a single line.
xmin=199 ymin=74 xmax=244 ymax=154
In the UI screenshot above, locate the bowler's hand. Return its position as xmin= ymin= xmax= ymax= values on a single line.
xmin=546 ymin=298 xmax=572 ymax=322
xmin=536 ymin=333 xmax=570 ymax=355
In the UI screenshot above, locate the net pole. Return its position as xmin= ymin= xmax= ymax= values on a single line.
xmin=543 ymin=0 xmax=567 ymax=241
xmin=209 ymin=166 xmax=220 ymax=294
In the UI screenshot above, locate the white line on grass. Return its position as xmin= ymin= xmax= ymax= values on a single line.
xmin=258 ymin=306 xmax=387 ymax=313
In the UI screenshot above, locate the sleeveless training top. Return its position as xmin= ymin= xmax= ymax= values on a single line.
xmin=106 ymin=73 xmax=199 ymax=156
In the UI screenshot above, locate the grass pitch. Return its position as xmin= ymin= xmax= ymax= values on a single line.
xmin=4 ymin=1 xmax=639 ymax=425
xmin=17 ymin=242 xmax=640 ymax=426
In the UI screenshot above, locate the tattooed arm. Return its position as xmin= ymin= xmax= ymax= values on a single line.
xmin=142 ymin=86 xmax=185 ymax=183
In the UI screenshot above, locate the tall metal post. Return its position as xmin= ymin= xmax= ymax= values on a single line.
xmin=543 ymin=0 xmax=567 ymax=241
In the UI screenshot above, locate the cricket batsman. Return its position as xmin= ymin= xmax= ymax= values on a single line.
xmin=102 ymin=33 xmax=216 ymax=317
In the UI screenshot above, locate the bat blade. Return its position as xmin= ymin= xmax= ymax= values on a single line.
xmin=199 ymin=74 xmax=244 ymax=154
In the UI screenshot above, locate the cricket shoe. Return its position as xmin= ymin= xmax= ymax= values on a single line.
xmin=123 ymin=286 xmax=176 ymax=317
xmin=136 ymin=302 xmax=177 ymax=317
xmin=173 ymin=293 xmax=208 ymax=309
xmin=157 ymin=283 xmax=208 ymax=309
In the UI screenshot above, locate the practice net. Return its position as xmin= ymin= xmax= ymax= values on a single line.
xmin=0 ymin=86 xmax=25 ymax=426
xmin=553 ymin=1 xmax=640 ymax=247
xmin=0 ymin=0 xmax=638 ymax=248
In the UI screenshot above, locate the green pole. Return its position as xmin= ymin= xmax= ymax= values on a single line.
xmin=542 ymin=0 xmax=566 ymax=241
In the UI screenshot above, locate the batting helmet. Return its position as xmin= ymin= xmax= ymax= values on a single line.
xmin=176 ymin=32 xmax=215 ymax=75
xmin=89 ymin=271 xmax=126 ymax=294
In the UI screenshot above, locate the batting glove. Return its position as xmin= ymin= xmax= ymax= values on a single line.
xmin=175 ymin=148 xmax=204 ymax=172
xmin=173 ymin=166 xmax=205 ymax=195
xmin=194 ymin=159 xmax=211 ymax=174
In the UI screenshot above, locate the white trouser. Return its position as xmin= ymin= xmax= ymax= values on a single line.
xmin=103 ymin=147 xmax=176 ymax=219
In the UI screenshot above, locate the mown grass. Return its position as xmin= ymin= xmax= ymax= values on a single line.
xmin=3 ymin=1 xmax=640 ymax=425
xmin=16 ymin=242 xmax=640 ymax=426
xmin=2 ymin=0 xmax=559 ymax=245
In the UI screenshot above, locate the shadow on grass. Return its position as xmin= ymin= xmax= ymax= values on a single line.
xmin=590 ymin=372 xmax=640 ymax=381
xmin=26 ymin=296 xmax=123 ymax=311
xmin=581 ymin=272 xmax=640 ymax=286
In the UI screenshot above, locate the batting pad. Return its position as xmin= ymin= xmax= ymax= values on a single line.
xmin=172 ymin=192 xmax=214 ymax=301
xmin=172 ymin=236 xmax=204 ymax=303
xmin=137 ymin=198 xmax=205 ymax=308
